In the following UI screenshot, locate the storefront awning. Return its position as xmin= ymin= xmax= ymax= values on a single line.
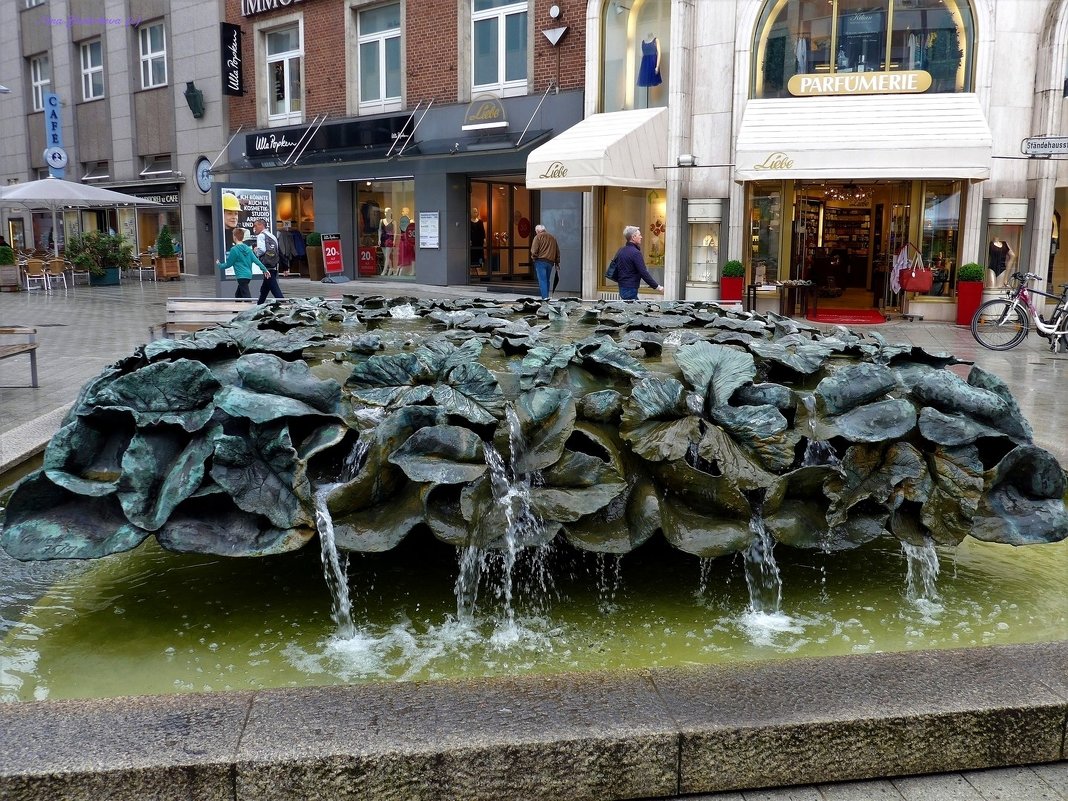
xmin=734 ymin=94 xmax=992 ymax=181
xmin=526 ymin=107 xmax=668 ymax=191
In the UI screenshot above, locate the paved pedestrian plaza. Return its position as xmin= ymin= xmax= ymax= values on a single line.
xmin=1 ymin=275 xmax=1065 ymax=800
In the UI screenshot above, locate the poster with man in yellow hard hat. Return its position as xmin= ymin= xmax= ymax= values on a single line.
xmin=218 ymin=187 xmax=272 ymax=268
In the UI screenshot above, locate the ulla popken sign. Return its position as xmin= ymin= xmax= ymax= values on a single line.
xmin=221 ymin=23 xmax=244 ymax=96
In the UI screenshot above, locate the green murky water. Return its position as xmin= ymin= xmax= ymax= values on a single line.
xmin=2 ymin=531 xmax=1064 ymax=702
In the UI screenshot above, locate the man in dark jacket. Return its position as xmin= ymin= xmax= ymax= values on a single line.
xmin=614 ymin=226 xmax=663 ymax=300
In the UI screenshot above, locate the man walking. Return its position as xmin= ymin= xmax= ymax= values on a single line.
xmin=529 ymin=224 xmax=560 ymax=300
xmin=252 ymin=219 xmax=284 ymax=303
xmin=613 ymin=225 xmax=663 ymax=300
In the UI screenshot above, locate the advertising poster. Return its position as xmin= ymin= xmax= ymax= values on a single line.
xmin=322 ymin=234 xmax=344 ymax=274
xmin=218 ymin=186 xmax=272 ymax=277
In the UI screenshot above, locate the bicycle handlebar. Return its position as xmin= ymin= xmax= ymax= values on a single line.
xmin=1010 ymin=272 xmax=1042 ymax=283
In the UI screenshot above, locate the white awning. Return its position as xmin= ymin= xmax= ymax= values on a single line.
xmin=526 ymin=107 xmax=668 ymax=191
xmin=735 ymin=94 xmax=992 ymax=181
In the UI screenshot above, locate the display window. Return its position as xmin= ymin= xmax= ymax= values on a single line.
xmin=752 ymin=0 xmax=975 ymax=98
xmin=921 ymin=181 xmax=961 ymax=297
xmin=599 ymin=186 xmax=666 ymax=292
xmin=601 ymin=0 xmax=670 ymax=112
xmin=355 ymin=179 xmax=416 ymax=280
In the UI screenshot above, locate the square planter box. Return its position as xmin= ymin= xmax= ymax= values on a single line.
xmin=156 ymin=256 xmax=181 ymax=281
xmin=89 ymin=266 xmax=122 ymax=287
xmin=720 ymin=275 xmax=744 ymax=302
xmin=956 ymin=281 xmax=984 ymax=326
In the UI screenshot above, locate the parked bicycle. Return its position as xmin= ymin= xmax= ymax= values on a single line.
xmin=970 ymin=272 xmax=1068 ymax=352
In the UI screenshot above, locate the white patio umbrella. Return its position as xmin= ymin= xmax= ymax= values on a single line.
xmin=0 ymin=176 xmax=161 ymax=258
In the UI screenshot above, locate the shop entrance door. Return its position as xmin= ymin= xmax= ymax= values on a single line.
xmin=793 ymin=181 xmax=909 ymax=308
xmin=468 ymin=178 xmax=537 ymax=289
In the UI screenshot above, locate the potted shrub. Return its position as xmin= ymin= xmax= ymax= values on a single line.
xmin=720 ymin=259 xmax=745 ymax=302
xmin=67 ymin=231 xmax=135 ymax=287
xmin=0 ymin=244 xmax=17 ymax=291
xmin=306 ymin=231 xmax=324 ymax=281
xmin=955 ymin=262 xmax=985 ymax=326
xmin=155 ymin=225 xmax=181 ymax=281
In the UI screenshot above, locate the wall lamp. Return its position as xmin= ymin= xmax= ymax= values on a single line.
xmin=184 ymin=81 xmax=205 ymax=119
xmin=0 ymin=84 xmax=12 ymax=94
xmin=677 ymin=153 xmax=697 ymax=167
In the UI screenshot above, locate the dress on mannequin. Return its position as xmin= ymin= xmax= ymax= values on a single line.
xmin=637 ymin=35 xmax=662 ymax=87
xmin=795 ymin=36 xmax=808 ymax=73
xmin=470 ymin=209 xmax=486 ymax=270
xmin=380 ymin=208 xmax=395 ymax=275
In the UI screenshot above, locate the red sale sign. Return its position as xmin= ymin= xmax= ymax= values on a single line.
xmin=357 ymin=246 xmax=378 ymax=276
xmin=322 ymin=233 xmax=343 ymax=274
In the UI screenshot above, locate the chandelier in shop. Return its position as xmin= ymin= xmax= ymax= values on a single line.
xmin=824 ymin=183 xmax=871 ymax=204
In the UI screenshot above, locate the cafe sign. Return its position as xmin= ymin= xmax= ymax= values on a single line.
xmin=788 ymin=70 xmax=931 ymax=97
xmin=462 ymin=94 xmax=508 ymax=131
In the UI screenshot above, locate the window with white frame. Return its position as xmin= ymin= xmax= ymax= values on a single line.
xmin=80 ymin=39 xmax=104 ymax=100
xmin=358 ymin=3 xmax=401 ymax=111
xmin=139 ymin=22 xmax=167 ymax=89
xmin=30 ymin=54 xmax=51 ymax=112
xmin=472 ymin=0 xmax=527 ymax=94
xmin=266 ymin=24 xmax=302 ymax=123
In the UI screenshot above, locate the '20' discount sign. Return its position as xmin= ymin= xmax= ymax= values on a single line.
xmin=321 ymin=234 xmax=344 ymax=274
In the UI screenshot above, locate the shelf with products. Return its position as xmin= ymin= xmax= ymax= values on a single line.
xmin=822 ymin=206 xmax=871 ymax=257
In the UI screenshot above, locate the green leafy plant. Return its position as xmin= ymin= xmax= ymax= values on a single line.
xmin=0 ymin=245 xmax=14 ymax=266
xmin=156 ymin=225 xmax=176 ymax=258
xmin=305 ymin=231 xmax=322 ymax=247
xmin=957 ymin=263 xmax=984 ymax=282
xmin=65 ymin=231 xmax=136 ymax=278
xmin=722 ymin=260 xmax=745 ymax=278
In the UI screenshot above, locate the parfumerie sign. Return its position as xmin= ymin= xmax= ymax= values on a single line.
xmin=788 ymin=70 xmax=931 ymax=97
xmin=241 ymin=0 xmax=305 ymax=16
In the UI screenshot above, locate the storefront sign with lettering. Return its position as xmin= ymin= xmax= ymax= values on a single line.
xmin=221 ymin=23 xmax=244 ymax=96
xmin=753 ymin=152 xmax=794 ymax=171
xmin=241 ymin=0 xmax=306 ymax=17
xmin=788 ymin=70 xmax=932 ymax=97
xmin=538 ymin=161 xmax=569 ymax=180
xmin=462 ymin=94 xmax=508 ymax=130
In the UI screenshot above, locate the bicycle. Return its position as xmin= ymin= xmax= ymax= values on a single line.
xmin=970 ymin=272 xmax=1068 ymax=352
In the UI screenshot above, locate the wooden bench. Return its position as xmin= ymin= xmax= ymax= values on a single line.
xmin=149 ymin=297 xmax=257 ymax=340
xmin=0 ymin=326 xmax=39 ymax=387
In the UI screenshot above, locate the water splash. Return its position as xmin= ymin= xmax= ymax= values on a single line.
xmin=389 ymin=303 xmax=417 ymax=318
xmin=800 ymin=394 xmax=840 ymax=467
xmin=314 ymin=485 xmax=356 ymax=638
xmin=454 ymin=404 xmax=547 ymax=626
xmin=742 ymin=507 xmax=782 ymax=614
xmin=340 ymin=435 xmax=371 ymax=483
xmin=663 ymin=330 xmax=685 ymax=347
xmin=595 ymin=553 xmax=624 ymax=611
xmin=902 ymin=540 xmax=940 ymax=602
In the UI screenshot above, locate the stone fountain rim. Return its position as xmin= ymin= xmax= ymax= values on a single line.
xmin=1 ymin=641 xmax=1064 ymax=800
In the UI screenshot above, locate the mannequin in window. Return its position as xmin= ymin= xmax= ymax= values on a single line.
xmin=795 ymin=35 xmax=808 ymax=74
xmin=988 ymin=237 xmax=1014 ymax=287
xmin=397 ymin=207 xmax=415 ymax=275
xmin=380 ymin=207 xmax=395 ymax=275
xmin=637 ymin=33 xmax=662 ymax=87
xmin=470 ymin=207 xmax=486 ymax=274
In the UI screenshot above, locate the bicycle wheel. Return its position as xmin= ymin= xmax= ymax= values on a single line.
xmin=971 ymin=299 xmax=1028 ymax=350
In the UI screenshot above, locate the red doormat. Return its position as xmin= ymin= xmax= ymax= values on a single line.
xmin=806 ymin=308 xmax=886 ymax=325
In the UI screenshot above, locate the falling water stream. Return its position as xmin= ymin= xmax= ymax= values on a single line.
xmin=800 ymin=394 xmax=841 ymax=467
xmin=314 ymin=486 xmax=356 ymax=639
xmin=742 ymin=508 xmax=783 ymax=615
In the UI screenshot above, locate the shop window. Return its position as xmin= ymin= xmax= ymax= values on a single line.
xmin=355 ymin=179 xmax=416 ymax=280
xmin=266 ymin=24 xmax=303 ymax=124
xmin=472 ymin=0 xmax=528 ymax=96
xmin=139 ymin=21 xmax=167 ymax=89
xmin=357 ymin=3 xmax=402 ymax=112
xmin=601 ymin=0 xmax=670 ymax=113
xmin=600 ymin=187 xmax=666 ymax=291
xmin=921 ymin=181 xmax=961 ymax=298
xmin=30 ymin=54 xmax=50 ymax=112
xmin=752 ymin=0 xmax=975 ymax=98
xmin=80 ymin=39 xmax=104 ymax=101
xmin=749 ymin=185 xmax=782 ymax=283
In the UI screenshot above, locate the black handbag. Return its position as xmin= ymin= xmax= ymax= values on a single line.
xmin=606 ymin=257 xmax=619 ymax=282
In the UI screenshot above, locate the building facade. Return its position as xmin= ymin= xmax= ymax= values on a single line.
xmin=530 ymin=0 xmax=1068 ymax=320
xmin=0 ymin=0 xmax=230 ymax=274
xmin=215 ymin=0 xmax=587 ymax=294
